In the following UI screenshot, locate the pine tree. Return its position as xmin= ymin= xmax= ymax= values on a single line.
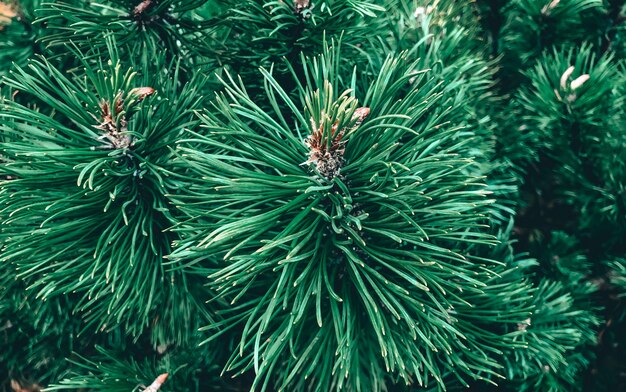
xmin=1 ymin=0 xmax=625 ymax=391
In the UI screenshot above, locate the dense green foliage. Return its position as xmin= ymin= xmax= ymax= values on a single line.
xmin=1 ymin=0 xmax=625 ymax=391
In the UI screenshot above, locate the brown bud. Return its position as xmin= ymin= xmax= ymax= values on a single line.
xmin=560 ymin=66 xmax=575 ymax=90
xmin=570 ymin=74 xmax=589 ymax=90
xmin=10 ymin=380 xmax=21 ymax=392
xmin=541 ymin=0 xmax=560 ymax=15
xmin=0 ymin=2 xmax=18 ymax=26
xmin=351 ymin=107 xmax=370 ymax=126
xmin=294 ymin=0 xmax=310 ymax=13
xmin=144 ymin=373 xmax=168 ymax=392
xmin=129 ymin=87 xmax=156 ymax=101
xmin=10 ymin=380 xmax=42 ymax=392
xmin=133 ymin=0 xmax=153 ymax=17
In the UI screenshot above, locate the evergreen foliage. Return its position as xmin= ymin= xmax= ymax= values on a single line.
xmin=503 ymin=278 xmax=598 ymax=392
xmin=1 ymin=0 xmax=625 ymax=391
xmin=0 ymin=0 xmax=41 ymax=75
xmin=498 ymin=0 xmax=607 ymax=79
xmin=169 ymin=43 xmax=529 ymax=391
xmin=35 ymin=0 xmax=217 ymax=65
xmin=0 ymin=41 xmax=211 ymax=340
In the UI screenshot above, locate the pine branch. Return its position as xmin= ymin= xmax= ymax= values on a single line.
xmin=0 ymin=0 xmax=42 ymax=76
xmin=503 ymin=279 xmax=600 ymax=392
xmin=0 ymin=38 xmax=210 ymax=340
xmin=168 ymin=42 xmax=524 ymax=391
xmin=34 ymin=0 xmax=217 ymax=70
xmin=498 ymin=0 xmax=607 ymax=82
